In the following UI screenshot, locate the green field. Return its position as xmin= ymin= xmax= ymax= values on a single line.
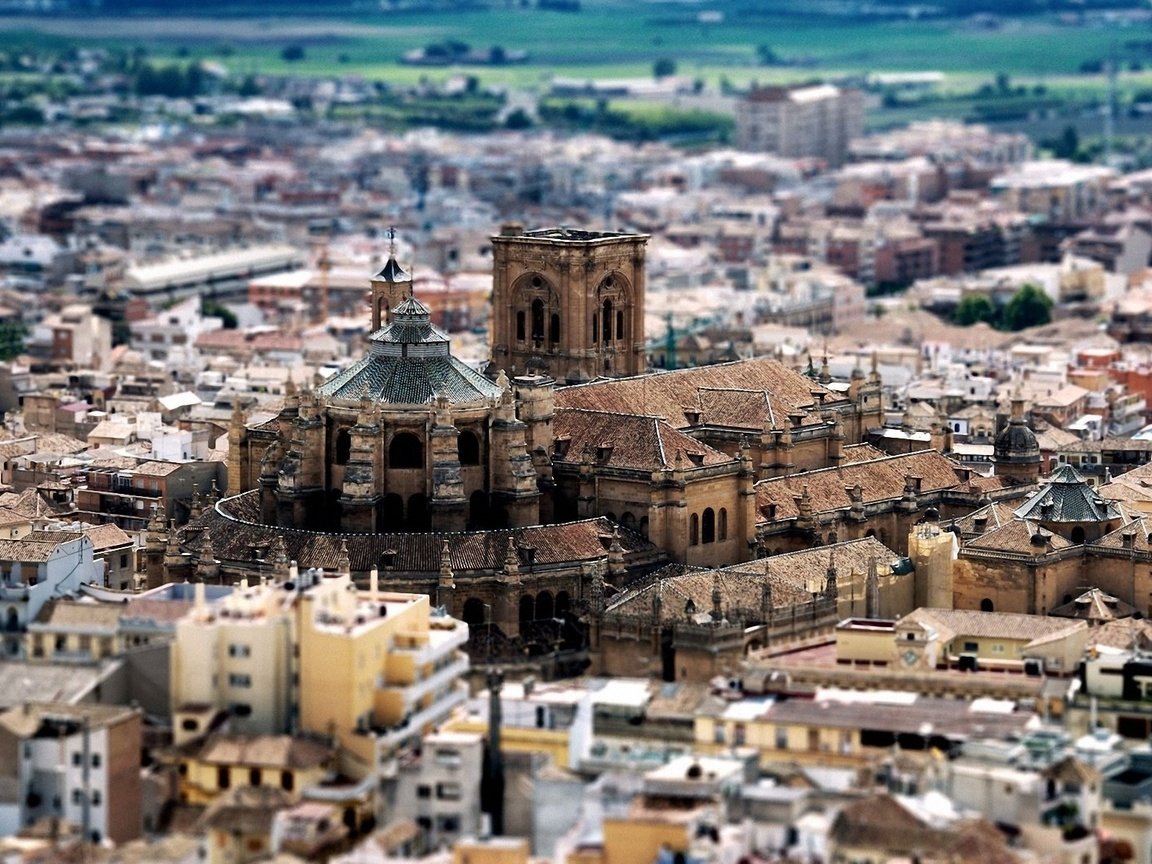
xmin=0 ymin=2 xmax=1140 ymax=93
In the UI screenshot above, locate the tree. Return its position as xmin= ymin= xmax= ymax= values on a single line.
xmin=1051 ymin=125 xmax=1080 ymax=160
xmin=281 ymin=44 xmax=306 ymax=63
xmin=1002 ymin=284 xmax=1053 ymax=331
xmin=202 ymin=300 xmax=238 ymax=330
xmin=653 ymin=57 xmax=676 ymax=79
xmin=953 ymin=293 xmax=996 ymax=327
xmin=505 ymin=107 xmax=533 ymax=129
xmin=0 ymin=321 xmax=27 ymax=360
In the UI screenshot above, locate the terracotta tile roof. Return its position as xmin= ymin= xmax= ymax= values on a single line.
xmin=756 ymin=449 xmax=962 ymax=522
xmin=1090 ymin=617 xmax=1152 ymax=650
xmin=605 ymin=536 xmax=897 ymax=622
xmin=194 ymin=492 xmax=661 ymax=574
xmin=122 ymin=597 xmax=194 ymax=626
xmin=196 ymin=733 xmax=333 ymax=771
xmin=1049 ymin=587 xmax=1137 ymax=622
xmin=0 ymin=538 xmax=69 ymax=562
xmin=946 ymin=501 xmax=1018 ymax=536
xmin=555 ymin=357 xmax=846 ymax=430
xmin=30 ymin=599 xmax=121 ymax=631
xmin=901 ymin=607 xmax=1086 ymax=644
xmin=841 ymin=443 xmax=887 ymax=463
xmin=964 ymin=519 xmax=1075 ymax=555
xmin=1092 ymin=515 xmax=1152 ymax=554
xmin=553 ymin=408 xmax=734 ymax=471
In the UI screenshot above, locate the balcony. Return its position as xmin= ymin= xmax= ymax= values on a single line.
xmin=382 ymin=653 xmax=470 ymax=714
xmin=366 ymin=683 xmax=469 ymax=753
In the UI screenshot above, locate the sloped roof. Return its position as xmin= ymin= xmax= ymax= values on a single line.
xmin=756 ymin=449 xmax=963 ymax=522
xmin=964 ymin=519 xmax=1075 ymax=555
xmin=553 ymin=408 xmax=734 ymax=471
xmin=1049 ymin=587 xmax=1136 ymax=622
xmin=316 ymin=296 xmax=500 ymax=405
xmin=193 ymin=492 xmax=661 ymax=575
xmin=555 ymin=357 xmax=846 ymax=430
xmin=1015 ymin=463 xmax=1123 ymax=523
xmin=946 ymin=501 xmax=1018 ymax=536
xmin=900 ymin=607 xmax=1086 ymax=646
xmin=605 ymin=537 xmax=897 ymax=623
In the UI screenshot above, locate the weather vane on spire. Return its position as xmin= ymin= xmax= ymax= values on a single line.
xmin=388 ymin=226 xmax=396 ymax=258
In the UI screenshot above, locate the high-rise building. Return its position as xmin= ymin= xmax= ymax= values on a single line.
xmin=736 ymin=84 xmax=864 ymax=168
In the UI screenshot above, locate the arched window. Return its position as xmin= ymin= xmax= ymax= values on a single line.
xmin=620 ymin=511 xmax=636 ymax=529
xmin=536 ymin=591 xmax=554 ymax=621
xmin=407 ymin=493 xmax=430 ymax=532
xmin=718 ymin=508 xmax=727 ymax=541
xmin=458 ymin=431 xmax=480 ymax=465
xmin=519 ymin=595 xmax=535 ymax=626
xmin=980 ymin=598 xmax=994 ymax=613
xmin=1070 ymin=526 xmax=1085 ymax=544
xmin=462 ymin=598 xmax=487 ymax=626
xmin=531 ymin=299 xmax=544 ymax=342
xmin=616 ymin=310 xmax=624 ymax=342
xmin=602 ymin=300 xmax=613 ymax=343
xmin=689 ymin=513 xmax=699 ymax=546
xmin=389 ymin=432 xmax=423 ymax=469
xmin=550 ymin=313 xmax=560 ymax=345
xmin=555 ymin=591 xmax=570 ymax=617
xmin=334 ymin=428 xmax=351 ymax=466
xmin=380 ymin=494 xmax=404 ymax=530
xmin=516 ymin=310 xmax=526 ymax=342
xmin=468 ymin=490 xmax=488 ymax=530
xmin=702 ymin=508 xmax=716 ymax=544
xmin=639 ymin=516 xmax=649 ymax=538
xmin=592 ymin=315 xmax=598 ymax=344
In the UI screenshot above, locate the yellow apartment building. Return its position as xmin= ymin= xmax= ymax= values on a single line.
xmin=170 ymin=567 xmax=471 ymax=781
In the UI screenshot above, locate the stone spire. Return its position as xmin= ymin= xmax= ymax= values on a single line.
xmin=337 ymin=540 xmax=351 ymax=578
xmin=711 ymin=570 xmax=723 ymax=621
xmin=189 ymin=483 xmax=203 ymax=521
xmin=196 ymin=525 xmax=219 ymax=584
xmin=866 ymin=556 xmax=879 ymax=618
xmin=589 ymin=561 xmax=605 ymax=615
xmin=268 ymin=534 xmax=290 ymax=576
xmin=437 ymin=540 xmax=455 ymax=608
xmin=501 ymin=537 xmax=521 ymax=585
xmin=608 ymin=526 xmax=626 ymax=581
xmin=825 ymin=549 xmax=838 ymax=600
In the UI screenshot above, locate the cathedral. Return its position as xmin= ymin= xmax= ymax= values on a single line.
xmin=153 ymin=225 xmax=1038 ymax=672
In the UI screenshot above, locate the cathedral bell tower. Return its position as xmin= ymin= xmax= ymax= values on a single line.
xmin=370 ymin=229 xmax=413 ymax=330
xmin=490 ymin=225 xmax=650 ymax=384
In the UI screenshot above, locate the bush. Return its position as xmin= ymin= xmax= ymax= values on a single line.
xmin=281 ymin=44 xmax=306 ymax=63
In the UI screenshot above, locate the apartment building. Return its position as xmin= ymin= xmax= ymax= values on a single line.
xmin=736 ymin=84 xmax=864 ymax=168
xmin=0 ymin=701 xmax=142 ymax=844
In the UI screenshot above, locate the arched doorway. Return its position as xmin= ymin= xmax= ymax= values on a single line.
xmin=555 ymin=591 xmax=570 ymax=618
xmin=462 ymin=598 xmax=486 ymax=627
xmin=519 ymin=595 xmax=535 ymax=627
xmin=468 ymin=491 xmax=488 ymax=530
xmin=536 ymin=591 xmax=554 ymax=621
xmin=335 ymin=428 xmax=351 ymax=465
xmin=980 ymin=598 xmax=994 ymax=612
xmin=407 ymin=494 xmax=430 ymax=532
xmin=380 ymin=494 xmax=404 ymax=531
xmin=458 ymin=431 xmax=481 ymax=466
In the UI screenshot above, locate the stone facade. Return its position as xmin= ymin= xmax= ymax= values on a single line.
xmin=489 ymin=226 xmax=649 ymax=383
